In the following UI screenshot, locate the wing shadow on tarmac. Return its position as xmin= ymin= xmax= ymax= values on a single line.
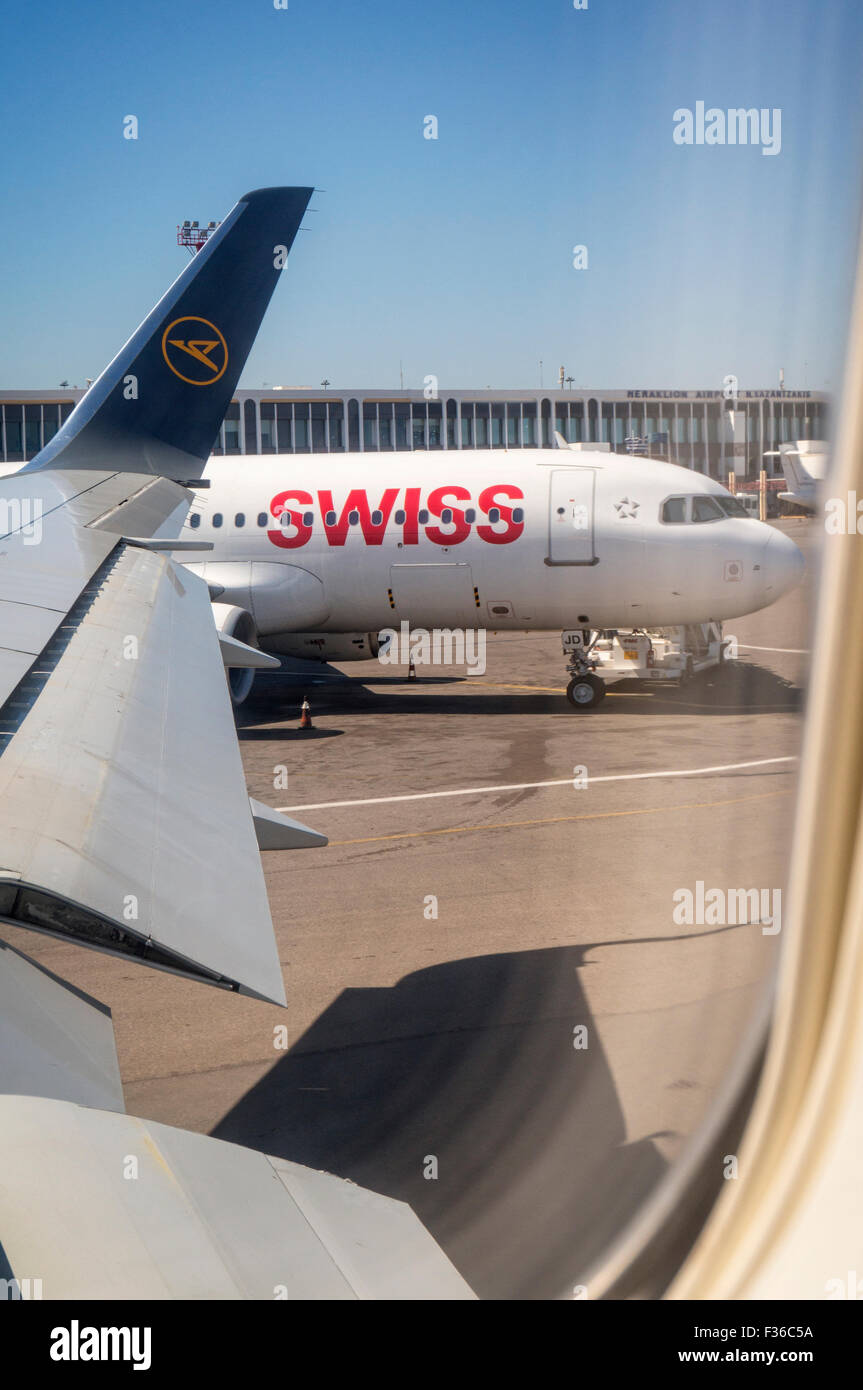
xmin=212 ymin=945 xmax=671 ymax=1300
xmin=240 ymin=658 xmax=801 ymax=724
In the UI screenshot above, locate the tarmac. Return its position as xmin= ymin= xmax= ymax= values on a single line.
xmin=0 ymin=518 xmax=815 ymax=1298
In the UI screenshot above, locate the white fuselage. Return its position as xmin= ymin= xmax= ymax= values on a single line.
xmin=183 ymin=450 xmax=803 ymax=640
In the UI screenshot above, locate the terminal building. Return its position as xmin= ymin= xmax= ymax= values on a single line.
xmin=0 ymin=386 xmax=828 ymax=478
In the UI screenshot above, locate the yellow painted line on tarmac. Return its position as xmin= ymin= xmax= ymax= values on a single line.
xmin=473 ymin=680 xmax=648 ymax=697
xmin=327 ymin=787 xmax=790 ymax=848
xmin=467 ymin=680 xmax=567 ymax=693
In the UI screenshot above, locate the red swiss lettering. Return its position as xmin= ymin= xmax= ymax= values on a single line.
xmin=317 ymin=488 xmax=399 ymax=545
xmin=268 ymin=489 xmax=313 ymax=549
xmin=424 ymin=485 xmax=472 ymax=546
xmin=476 ymin=484 xmax=524 ymax=545
xmin=402 ymin=486 xmax=421 ymax=545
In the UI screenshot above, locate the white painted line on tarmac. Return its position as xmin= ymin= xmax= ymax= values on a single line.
xmin=738 ymin=644 xmax=810 ymax=654
xmin=276 ymin=755 xmax=797 ymax=814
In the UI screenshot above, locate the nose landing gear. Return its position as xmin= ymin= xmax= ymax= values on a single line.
xmin=566 ymin=672 xmax=606 ymax=709
xmin=563 ymin=630 xmax=606 ymax=711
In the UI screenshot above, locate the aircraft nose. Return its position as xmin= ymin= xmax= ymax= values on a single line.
xmin=760 ymin=527 xmax=805 ymax=601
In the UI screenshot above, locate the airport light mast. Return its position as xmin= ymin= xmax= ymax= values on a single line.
xmin=176 ymin=219 xmax=220 ymax=255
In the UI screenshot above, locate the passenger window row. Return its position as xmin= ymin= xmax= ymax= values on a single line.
xmin=189 ymin=506 xmax=523 ymax=530
xmin=189 ymin=512 xmax=267 ymax=529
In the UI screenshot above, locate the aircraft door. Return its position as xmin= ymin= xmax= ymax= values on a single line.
xmin=547 ymin=469 xmax=598 ymax=565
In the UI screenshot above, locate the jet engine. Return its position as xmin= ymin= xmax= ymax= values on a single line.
xmin=211 ymin=602 xmax=260 ymax=705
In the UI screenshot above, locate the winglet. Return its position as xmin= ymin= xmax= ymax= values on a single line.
xmin=26 ymin=187 xmax=314 ymax=479
xmin=249 ymin=799 xmax=328 ymax=851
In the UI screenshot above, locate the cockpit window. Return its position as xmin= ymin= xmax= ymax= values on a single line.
xmin=692 ymin=495 xmax=724 ymax=523
xmin=661 ymin=493 xmax=753 ymax=524
xmin=716 ymin=495 xmax=754 ymax=519
xmin=661 ymin=496 xmax=687 ymax=523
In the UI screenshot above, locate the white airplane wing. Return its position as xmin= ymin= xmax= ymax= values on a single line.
xmin=0 ymin=938 xmax=124 ymax=1113
xmin=0 ymin=941 xmax=472 ymax=1299
xmin=0 ymin=189 xmax=323 ymax=1006
xmin=0 ymin=186 xmax=474 ymax=1301
xmin=0 ymin=1094 xmax=474 ymax=1300
xmin=0 ymin=953 xmax=472 ymax=1299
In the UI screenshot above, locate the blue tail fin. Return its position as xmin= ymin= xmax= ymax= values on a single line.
xmin=27 ymin=186 xmax=313 ymax=478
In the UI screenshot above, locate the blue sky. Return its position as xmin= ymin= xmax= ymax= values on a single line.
xmin=1 ymin=0 xmax=862 ymax=393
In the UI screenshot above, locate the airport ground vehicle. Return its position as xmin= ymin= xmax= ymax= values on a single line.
xmin=563 ymin=623 xmax=729 ymax=708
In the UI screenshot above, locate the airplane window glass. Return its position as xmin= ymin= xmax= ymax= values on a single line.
xmin=661 ymin=497 xmax=686 ymax=523
xmin=691 ymin=495 xmax=724 ymax=523
xmin=5 ymin=0 xmax=856 ymax=1316
xmin=716 ymin=495 xmax=753 ymax=519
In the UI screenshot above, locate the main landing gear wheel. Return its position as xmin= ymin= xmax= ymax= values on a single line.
xmin=566 ymin=673 xmax=606 ymax=710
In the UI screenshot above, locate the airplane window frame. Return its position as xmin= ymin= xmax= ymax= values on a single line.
xmin=659 ymin=495 xmax=688 ymax=524
xmin=716 ymin=495 xmax=755 ymax=520
xmin=691 ymin=495 xmax=725 ymax=524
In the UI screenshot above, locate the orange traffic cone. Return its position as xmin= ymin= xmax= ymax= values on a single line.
xmin=408 ymin=659 xmax=416 ymax=681
xmin=299 ymin=699 xmax=313 ymax=730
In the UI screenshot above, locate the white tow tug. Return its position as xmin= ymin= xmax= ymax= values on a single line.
xmin=562 ymin=623 xmax=732 ymax=709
